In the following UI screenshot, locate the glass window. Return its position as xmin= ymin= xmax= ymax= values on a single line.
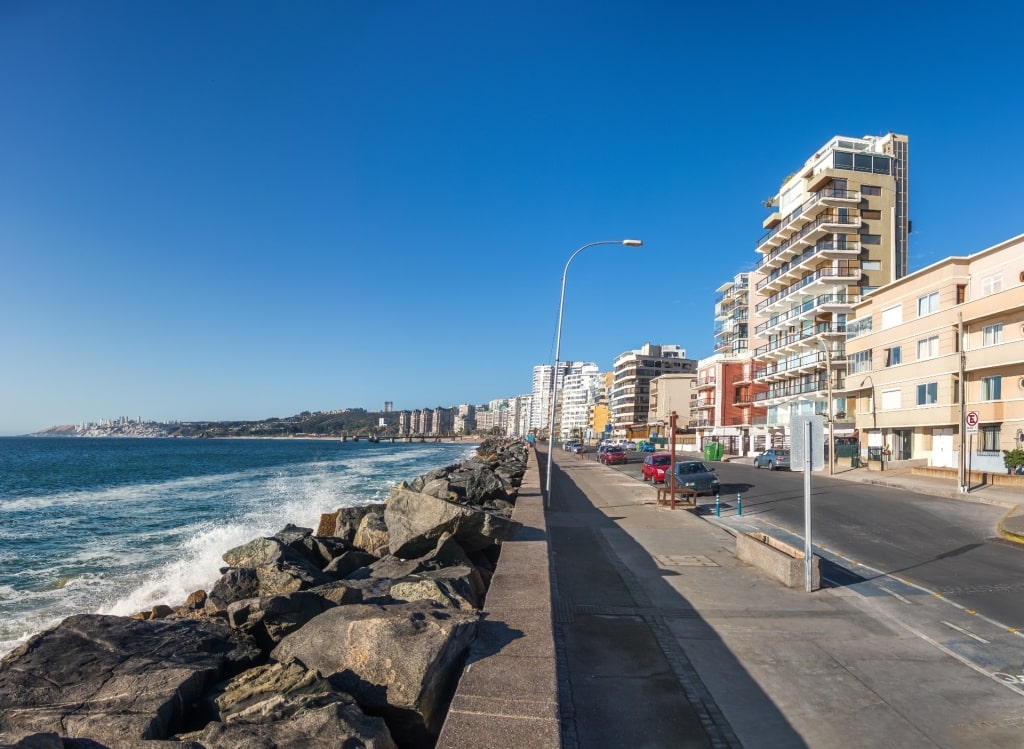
xmin=917 ymin=291 xmax=939 ymax=316
xmin=885 ymin=346 xmax=902 ymax=366
xmin=981 ymin=376 xmax=1002 ymax=400
xmin=862 ymin=185 xmax=882 ymax=196
xmin=862 ymin=260 xmax=881 ymax=271
xmin=854 ymin=153 xmax=873 ymax=172
xmin=982 ymin=274 xmax=1003 ymax=296
xmin=861 ymin=234 xmax=881 ymax=245
xmin=982 ymin=425 xmax=1000 ymax=452
xmin=861 ymin=209 xmax=881 ymax=219
xmin=872 ymin=155 xmax=891 ymax=174
xmin=917 ymin=336 xmax=939 ymax=360
xmin=834 ymin=151 xmax=854 ymax=170
xmin=849 ymin=350 xmax=872 ymax=375
xmin=983 ymin=323 xmax=1003 ymax=346
xmin=916 ymin=382 xmax=938 ymax=405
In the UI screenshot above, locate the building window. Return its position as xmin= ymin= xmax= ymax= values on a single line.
xmin=861 ymin=234 xmax=881 ymax=245
xmin=862 ymin=185 xmax=882 ymax=196
xmin=884 ymin=346 xmax=902 ymax=366
xmin=881 ymin=389 xmax=901 ymax=410
xmin=981 ymin=425 xmax=1000 ymax=452
xmin=956 ymin=284 xmax=967 ymax=304
xmin=981 ymin=376 xmax=1002 ymax=401
xmin=862 ymin=260 xmax=882 ymax=271
xmin=917 ymin=336 xmax=939 ymax=360
xmin=862 ymin=209 xmax=881 ymax=219
xmin=881 ymin=304 xmax=903 ymax=329
xmin=917 ymin=291 xmax=939 ymax=316
xmin=983 ymin=323 xmax=1003 ymax=346
xmin=916 ymin=382 xmax=938 ymax=405
xmin=849 ymin=350 xmax=872 ymax=375
xmin=981 ymin=274 xmax=1003 ymax=296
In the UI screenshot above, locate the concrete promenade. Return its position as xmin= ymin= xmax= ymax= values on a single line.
xmin=442 ymin=446 xmax=1024 ymax=748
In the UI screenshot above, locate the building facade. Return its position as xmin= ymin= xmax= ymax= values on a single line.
xmin=610 ymin=343 xmax=696 ymax=438
xmin=844 ymin=233 xmax=1024 ymax=473
xmin=751 ymin=133 xmax=909 ymax=450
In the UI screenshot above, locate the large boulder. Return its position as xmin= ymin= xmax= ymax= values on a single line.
xmin=445 ymin=466 xmax=511 ymax=506
xmin=226 ymin=590 xmax=337 ymax=651
xmin=316 ymin=503 xmax=385 ymax=544
xmin=271 ymin=601 xmax=478 ymax=747
xmin=385 ymin=486 xmax=522 ymax=558
xmin=208 ymin=536 xmax=335 ymax=609
xmin=352 ymin=510 xmax=390 ymax=557
xmin=191 ymin=661 xmax=396 ymax=748
xmin=389 ymin=566 xmax=486 ymax=610
xmin=0 ymin=614 xmax=258 ymax=746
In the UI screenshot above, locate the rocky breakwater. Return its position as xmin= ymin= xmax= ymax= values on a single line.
xmin=0 ymin=438 xmax=529 ymax=749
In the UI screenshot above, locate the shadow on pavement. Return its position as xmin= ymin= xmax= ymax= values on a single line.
xmin=538 ymin=448 xmax=806 ymax=749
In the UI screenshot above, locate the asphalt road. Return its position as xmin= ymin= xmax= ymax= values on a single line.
xmin=597 ymin=450 xmax=1024 ymax=630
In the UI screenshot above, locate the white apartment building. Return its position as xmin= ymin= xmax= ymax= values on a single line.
xmin=611 ymin=343 xmax=696 ymax=437
xmin=559 ymin=362 xmax=601 ymax=441
xmin=530 ymin=364 xmax=558 ymax=434
xmin=751 ymin=133 xmax=909 ymax=449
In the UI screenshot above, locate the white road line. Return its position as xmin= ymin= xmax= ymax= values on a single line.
xmin=941 ymin=620 xmax=990 ymax=644
xmin=881 ymin=587 xmax=913 ymax=604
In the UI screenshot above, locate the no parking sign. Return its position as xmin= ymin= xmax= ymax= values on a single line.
xmin=965 ymin=410 xmax=979 ymax=435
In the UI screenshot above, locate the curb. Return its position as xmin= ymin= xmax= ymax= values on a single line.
xmin=997 ymin=505 xmax=1024 ymax=546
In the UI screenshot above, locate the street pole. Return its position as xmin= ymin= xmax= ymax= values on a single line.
xmin=804 ymin=418 xmax=813 ymax=592
xmin=545 ymin=239 xmax=643 ymax=507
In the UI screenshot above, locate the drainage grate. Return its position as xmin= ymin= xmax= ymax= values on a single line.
xmin=654 ymin=554 xmax=719 ymax=567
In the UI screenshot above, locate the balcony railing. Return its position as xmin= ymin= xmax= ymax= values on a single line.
xmin=755 ymin=239 xmax=862 ymax=292
xmin=755 ymin=267 xmax=861 ymax=314
xmin=754 ymin=349 xmax=847 ymax=379
xmin=756 ymin=187 xmax=861 ymax=251
xmin=752 ymin=377 xmax=846 ymax=402
xmin=752 ymin=322 xmax=846 ymax=357
xmin=754 ymin=294 xmax=859 ymax=336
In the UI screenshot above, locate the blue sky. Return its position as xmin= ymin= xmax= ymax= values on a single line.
xmin=2 ymin=2 xmax=1023 ymax=435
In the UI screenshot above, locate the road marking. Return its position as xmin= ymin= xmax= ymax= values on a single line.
xmin=941 ymin=620 xmax=990 ymax=644
xmin=881 ymin=587 xmax=913 ymax=604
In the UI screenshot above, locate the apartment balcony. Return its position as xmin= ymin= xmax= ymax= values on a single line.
xmin=756 ymin=269 xmax=861 ymax=317
xmin=752 ymin=378 xmax=831 ymax=406
xmin=696 ymin=378 xmax=717 ymax=391
xmin=755 ymin=294 xmax=860 ymax=337
xmin=694 ymin=401 xmax=715 ymax=412
xmin=733 ymin=390 xmax=753 ymax=407
xmin=753 ymin=323 xmax=848 ymax=359
xmin=733 ymin=372 xmax=753 ymax=386
xmin=757 ymin=211 xmax=861 ymax=273
xmin=819 ymin=187 xmax=861 ymax=205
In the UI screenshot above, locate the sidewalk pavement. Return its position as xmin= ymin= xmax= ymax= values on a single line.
xmin=537 ymin=446 xmax=1024 ymax=749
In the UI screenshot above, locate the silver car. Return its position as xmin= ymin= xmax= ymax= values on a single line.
xmin=753 ymin=448 xmax=790 ymax=470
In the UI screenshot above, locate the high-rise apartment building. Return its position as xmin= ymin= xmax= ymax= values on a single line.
xmin=610 ymin=343 xmax=696 ymax=437
xmin=559 ymin=362 xmax=601 ymax=441
xmin=530 ymin=364 xmax=559 ymax=434
xmin=751 ymin=133 xmax=909 ymax=448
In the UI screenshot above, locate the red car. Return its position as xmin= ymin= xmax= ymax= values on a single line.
xmin=600 ymin=446 xmax=628 ymax=465
xmin=642 ymin=453 xmax=672 ymax=482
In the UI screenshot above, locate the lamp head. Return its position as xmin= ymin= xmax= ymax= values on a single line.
xmin=622 ymin=239 xmax=643 ymax=247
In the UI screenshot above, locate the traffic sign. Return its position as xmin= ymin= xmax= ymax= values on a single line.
xmin=965 ymin=410 xmax=979 ymax=435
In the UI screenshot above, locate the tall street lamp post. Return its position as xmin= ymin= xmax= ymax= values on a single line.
xmin=818 ymin=341 xmax=834 ymax=476
xmin=860 ymin=375 xmax=879 ymax=471
xmin=546 ymin=239 xmax=643 ymax=503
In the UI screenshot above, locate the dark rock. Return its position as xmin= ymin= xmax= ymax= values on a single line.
xmin=191 ymin=660 xmax=396 ymax=748
xmin=389 ymin=566 xmax=486 ymax=610
xmin=323 ymin=549 xmax=379 ymax=578
xmin=352 ymin=511 xmax=390 ymax=557
xmin=226 ymin=591 xmax=337 ymax=651
xmin=271 ymin=601 xmax=478 ymax=747
xmin=385 ymin=486 xmax=522 ymax=558
xmin=316 ymin=503 xmax=387 ymax=544
xmin=0 ymin=614 xmax=259 ymax=746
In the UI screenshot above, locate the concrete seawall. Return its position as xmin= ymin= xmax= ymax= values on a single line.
xmin=437 ymin=449 xmax=559 ymax=747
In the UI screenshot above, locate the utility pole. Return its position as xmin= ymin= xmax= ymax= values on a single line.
xmin=958 ymin=313 xmax=967 ymax=493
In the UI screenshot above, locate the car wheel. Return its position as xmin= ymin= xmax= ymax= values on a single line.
xmin=769 ymin=461 xmax=776 ymax=471
xmin=754 ymin=461 xmax=760 ymax=469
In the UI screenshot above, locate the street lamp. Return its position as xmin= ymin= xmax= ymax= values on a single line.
xmin=860 ymin=375 xmax=880 ymax=471
xmin=818 ymin=341 xmax=834 ymax=476
xmin=545 ymin=239 xmax=644 ymax=502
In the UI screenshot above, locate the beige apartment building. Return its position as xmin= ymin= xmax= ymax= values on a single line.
xmin=751 ymin=133 xmax=909 ymax=452
xmin=647 ymin=372 xmax=697 ymax=437
xmin=844 ymin=233 xmax=1024 ymax=473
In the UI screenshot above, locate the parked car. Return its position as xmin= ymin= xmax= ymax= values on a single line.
xmin=600 ymin=445 xmax=628 ymax=465
xmin=641 ymin=452 xmax=673 ymax=483
xmin=753 ymin=448 xmax=791 ymax=470
xmin=639 ymin=441 xmax=656 ymax=452
xmin=563 ymin=440 xmax=581 ymax=452
xmin=570 ymin=443 xmax=586 ymax=454
xmin=672 ymin=460 xmax=720 ymax=495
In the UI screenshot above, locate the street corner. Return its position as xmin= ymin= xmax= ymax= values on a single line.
xmin=997 ymin=505 xmax=1024 ymax=546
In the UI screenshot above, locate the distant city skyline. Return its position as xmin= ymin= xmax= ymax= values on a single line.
xmin=3 ymin=3 xmax=1024 ymax=435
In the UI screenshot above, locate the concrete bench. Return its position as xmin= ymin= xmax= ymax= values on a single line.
xmin=656 ymin=485 xmax=697 ymax=508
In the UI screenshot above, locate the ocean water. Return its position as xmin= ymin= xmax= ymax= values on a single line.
xmin=0 ymin=436 xmax=476 ymax=656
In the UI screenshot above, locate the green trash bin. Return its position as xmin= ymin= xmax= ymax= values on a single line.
xmin=702 ymin=444 xmax=713 ymax=461
xmin=711 ymin=442 xmax=724 ymax=461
